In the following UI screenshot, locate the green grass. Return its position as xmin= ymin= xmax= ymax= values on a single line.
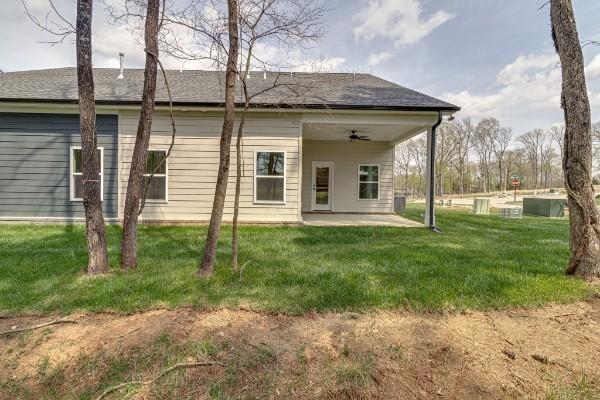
xmin=0 ymin=205 xmax=595 ymax=315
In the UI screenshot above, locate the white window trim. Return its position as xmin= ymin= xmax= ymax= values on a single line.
xmin=357 ymin=163 xmax=380 ymax=201
xmin=253 ymin=150 xmax=287 ymax=205
xmin=70 ymin=146 xmax=104 ymax=202
xmin=143 ymin=149 xmax=169 ymax=203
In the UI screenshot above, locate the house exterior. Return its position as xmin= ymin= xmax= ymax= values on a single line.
xmin=0 ymin=68 xmax=459 ymax=224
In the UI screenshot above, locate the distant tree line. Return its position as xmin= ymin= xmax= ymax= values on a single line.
xmin=395 ymin=118 xmax=600 ymax=197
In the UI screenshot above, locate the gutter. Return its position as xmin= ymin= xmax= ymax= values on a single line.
xmin=428 ymin=111 xmax=443 ymax=233
xmin=0 ymin=98 xmax=461 ymax=113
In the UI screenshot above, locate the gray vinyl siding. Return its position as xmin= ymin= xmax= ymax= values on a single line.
xmin=0 ymin=113 xmax=118 ymax=219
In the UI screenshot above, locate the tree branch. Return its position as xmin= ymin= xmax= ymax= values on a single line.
xmin=95 ymin=361 xmax=223 ymax=400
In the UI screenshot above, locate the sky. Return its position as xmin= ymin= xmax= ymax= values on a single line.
xmin=1 ymin=0 xmax=600 ymax=133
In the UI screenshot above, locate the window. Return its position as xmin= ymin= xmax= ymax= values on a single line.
xmin=144 ymin=150 xmax=168 ymax=202
xmin=70 ymin=146 xmax=103 ymax=201
xmin=358 ymin=164 xmax=379 ymax=200
xmin=255 ymin=151 xmax=285 ymax=203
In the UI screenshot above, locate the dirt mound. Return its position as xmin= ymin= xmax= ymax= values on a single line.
xmin=1 ymin=301 xmax=599 ymax=399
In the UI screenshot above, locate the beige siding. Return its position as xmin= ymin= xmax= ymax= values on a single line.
xmin=119 ymin=111 xmax=301 ymax=223
xmin=302 ymin=140 xmax=394 ymax=213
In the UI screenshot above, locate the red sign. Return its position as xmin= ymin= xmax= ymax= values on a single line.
xmin=512 ymin=179 xmax=520 ymax=187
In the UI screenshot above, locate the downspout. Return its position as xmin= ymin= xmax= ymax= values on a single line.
xmin=428 ymin=111 xmax=443 ymax=233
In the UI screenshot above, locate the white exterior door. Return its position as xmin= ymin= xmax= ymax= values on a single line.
xmin=311 ymin=161 xmax=333 ymax=211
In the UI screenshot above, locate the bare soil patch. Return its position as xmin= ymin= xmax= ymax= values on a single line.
xmin=1 ymin=300 xmax=600 ymax=399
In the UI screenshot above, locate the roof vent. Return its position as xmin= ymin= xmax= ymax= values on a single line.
xmin=117 ymin=52 xmax=125 ymax=79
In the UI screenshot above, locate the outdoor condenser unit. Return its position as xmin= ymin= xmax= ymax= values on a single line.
xmin=522 ymin=197 xmax=566 ymax=217
xmin=472 ymin=198 xmax=490 ymax=214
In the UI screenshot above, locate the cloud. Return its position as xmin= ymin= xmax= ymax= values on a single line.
xmin=586 ymin=54 xmax=600 ymax=79
xmin=441 ymin=52 xmax=600 ymax=131
xmin=353 ymin=0 xmax=454 ymax=48
xmin=367 ymin=51 xmax=393 ymax=66
xmin=441 ymin=53 xmax=560 ymax=122
xmin=253 ymin=42 xmax=345 ymax=72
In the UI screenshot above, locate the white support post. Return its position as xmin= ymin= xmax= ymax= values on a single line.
xmin=424 ymin=128 xmax=434 ymax=227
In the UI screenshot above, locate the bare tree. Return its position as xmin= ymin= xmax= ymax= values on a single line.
xmin=395 ymin=142 xmax=412 ymax=195
xmin=229 ymin=0 xmax=326 ymax=270
xmin=435 ymin=122 xmax=457 ymax=196
xmin=518 ymin=129 xmax=545 ymax=190
xmin=549 ymin=123 xmax=566 ymax=183
xmin=473 ymin=118 xmax=498 ymax=192
xmin=540 ymin=140 xmax=558 ymax=188
xmin=551 ymin=0 xmax=600 ymax=277
xmin=408 ymin=137 xmax=427 ymax=196
xmin=76 ymin=0 xmax=109 ymax=274
xmin=22 ymin=0 xmax=109 ymax=273
xmin=22 ymin=0 xmax=75 ymax=45
xmin=199 ymin=0 xmax=239 ymax=277
xmin=493 ymin=127 xmax=512 ymax=192
xmin=119 ymin=0 xmax=161 ymax=270
xmin=549 ymin=123 xmax=565 ymax=157
xmin=453 ymin=118 xmax=473 ymax=195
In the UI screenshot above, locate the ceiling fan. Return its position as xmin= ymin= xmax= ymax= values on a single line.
xmin=348 ymin=130 xmax=370 ymax=142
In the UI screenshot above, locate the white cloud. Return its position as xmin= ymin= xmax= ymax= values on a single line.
xmin=253 ymin=42 xmax=345 ymax=72
xmin=353 ymin=0 xmax=454 ymax=48
xmin=441 ymin=53 xmax=560 ymax=121
xmin=586 ymin=54 xmax=600 ymax=79
xmin=441 ymin=52 xmax=600 ymax=131
xmin=496 ymin=54 xmax=558 ymax=85
xmin=367 ymin=51 xmax=393 ymax=66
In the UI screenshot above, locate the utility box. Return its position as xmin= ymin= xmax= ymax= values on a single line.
xmin=472 ymin=198 xmax=490 ymax=214
xmin=394 ymin=196 xmax=406 ymax=213
xmin=523 ymin=197 xmax=566 ymax=217
xmin=498 ymin=207 xmax=523 ymax=219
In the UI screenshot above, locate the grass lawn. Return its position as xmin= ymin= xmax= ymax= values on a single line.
xmin=0 ymin=205 xmax=595 ymax=315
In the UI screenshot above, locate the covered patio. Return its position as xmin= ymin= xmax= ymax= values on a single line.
xmin=300 ymin=111 xmax=450 ymax=228
xmin=302 ymin=213 xmax=423 ymax=227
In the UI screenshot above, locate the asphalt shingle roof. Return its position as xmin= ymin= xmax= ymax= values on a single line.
xmin=0 ymin=68 xmax=459 ymax=111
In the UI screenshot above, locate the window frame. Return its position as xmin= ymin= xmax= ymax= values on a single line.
xmin=143 ymin=149 xmax=169 ymax=203
xmin=70 ymin=146 xmax=104 ymax=202
xmin=357 ymin=164 xmax=380 ymax=201
xmin=253 ymin=150 xmax=287 ymax=205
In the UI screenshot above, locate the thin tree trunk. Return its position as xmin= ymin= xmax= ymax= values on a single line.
xmin=231 ymin=39 xmax=254 ymax=271
xmin=199 ymin=0 xmax=239 ymax=277
xmin=120 ymin=0 xmax=160 ymax=270
xmin=76 ymin=0 xmax=109 ymax=275
xmin=498 ymin=159 xmax=503 ymax=191
xmin=231 ymin=96 xmax=248 ymax=270
xmin=551 ymin=0 xmax=600 ymax=278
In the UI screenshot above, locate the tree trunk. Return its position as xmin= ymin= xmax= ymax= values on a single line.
xmin=551 ymin=0 xmax=600 ymax=278
xmin=76 ymin=0 xmax=109 ymax=275
xmin=498 ymin=159 xmax=503 ymax=191
xmin=231 ymin=99 xmax=248 ymax=271
xmin=199 ymin=0 xmax=239 ymax=277
xmin=120 ymin=0 xmax=160 ymax=270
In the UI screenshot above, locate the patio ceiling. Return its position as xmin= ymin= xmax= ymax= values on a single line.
xmin=302 ymin=111 xmax=440 ymax=144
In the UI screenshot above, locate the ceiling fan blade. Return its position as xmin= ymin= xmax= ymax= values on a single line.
xmin=359 ymin=137 xmax=371 ymax=141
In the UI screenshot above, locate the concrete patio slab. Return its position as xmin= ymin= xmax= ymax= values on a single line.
xmin=302 ymin=213 xmax=423 ymax=227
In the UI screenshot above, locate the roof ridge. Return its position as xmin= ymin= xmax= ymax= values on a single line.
xmin=1 ymin=67 xmax=375 ymax=76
